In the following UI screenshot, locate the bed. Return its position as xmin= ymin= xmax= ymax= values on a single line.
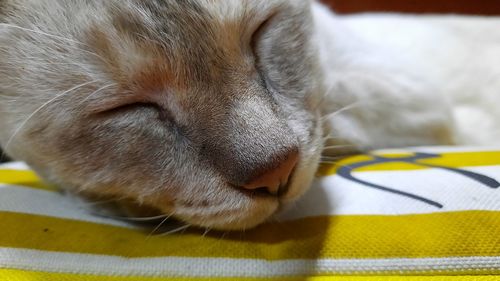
xmin=0 ymin=146 xmax=499 ymax=280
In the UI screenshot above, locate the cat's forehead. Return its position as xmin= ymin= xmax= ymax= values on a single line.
xmin=85 ymin=0 xmax=311 ymax=95
xmin=91 ymin=0 xmax=302 ymax=86
xmin=201 ymin=1 xmax=286 ymax=22
xmin=115 ymin=0 xmax=305 ymax=37
xmin=149 ymin=0 xmax=291 ymax=21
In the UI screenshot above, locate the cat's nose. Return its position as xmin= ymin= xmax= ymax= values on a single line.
xmin=241 ymin=149 xmax=299 ymax=196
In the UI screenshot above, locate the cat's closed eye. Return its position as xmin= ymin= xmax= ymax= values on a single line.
xmin=0 ymin=0 xmax=323 ymax=230
xmin=95 ymin=101 xmax=163 ymax=118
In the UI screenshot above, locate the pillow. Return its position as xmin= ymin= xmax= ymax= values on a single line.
xmin=1 ymin=146 xmax=499 ymax=280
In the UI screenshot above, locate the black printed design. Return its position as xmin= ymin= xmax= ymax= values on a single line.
xmin=336 ymin=152 xmax=500 ymax=208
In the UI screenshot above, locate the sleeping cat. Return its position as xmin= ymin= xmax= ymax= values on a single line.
xmin=0 ymin=0 xmax=499 ymax=230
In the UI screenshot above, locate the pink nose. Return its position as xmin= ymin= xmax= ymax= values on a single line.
xmin=242 ymin=150 xmax=299 ymax=196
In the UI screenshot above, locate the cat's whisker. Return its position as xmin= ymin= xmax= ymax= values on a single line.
xmin=202 ymin=227 xmax=212 ymax=238
xmin=218 ymin=232 xmax=228 ymax=241
xmin=321 ymin=155 xmax=346 ymax=159
xmin=78 ymin=83 xmax=118 ymax=106
xmin=156 ymin=224 xmax=190 ymax=237
xmin=123 ymin=216 xmax=168 ymax=222
xmin=321 ymin=136 xmax=345 ymax=141
xmin=92 ymin=212 xmax=169 ymax=222
xmin=320 ymin=100 xmax=366 ymax=121
xmin=147 ymin=213 xmax=174 ymax=238
xmin=0 ymin=24 xmax=106 ymax=62
xmin=77 ymin=197 xmax=127 ymax=208
xmin=0 ymin=23 xmax=85 ymax=45
xmin=3 ymin=80 xmax=100 ymax=152
xmin=322 ymin=144 xmax=357 ymax=149
xmin=23 ymin=60 xmax=96 ymax=71
xmin=310 ymin=84 xmax=338 ymax=111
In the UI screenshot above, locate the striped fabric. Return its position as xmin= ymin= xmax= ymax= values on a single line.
xmin=0 ymin=146 xmax=499 ymax=280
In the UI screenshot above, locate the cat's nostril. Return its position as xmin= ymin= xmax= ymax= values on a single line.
xmin=241 ymin=149 xmax=299 ymax=196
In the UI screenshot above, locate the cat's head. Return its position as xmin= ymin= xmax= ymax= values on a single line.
xmin=0 ymin=0 xmax=324 ymax=230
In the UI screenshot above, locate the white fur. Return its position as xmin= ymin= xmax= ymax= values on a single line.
xmin=313 ymin=3 xmax=500 ymax=148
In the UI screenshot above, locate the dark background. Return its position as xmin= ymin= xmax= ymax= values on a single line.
xmin=320 ymin=0 xmax=500 ymax=15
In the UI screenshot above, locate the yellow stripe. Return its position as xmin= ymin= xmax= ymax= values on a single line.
xmin=0 ymin=170 xmax=55 ymax=191
xmin=1 ymin=210 xmax=500 ymax=259
xmin=318 ymin=150 xmax=500 ymax=176
xmin=2 ymin=150 xmax=498 ymax=190
xmin=1 ymin=269 xmax=500 ymax=281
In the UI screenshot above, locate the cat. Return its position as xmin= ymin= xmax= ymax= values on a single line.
xmin=0 ymin=0 xmax=499 ymax=230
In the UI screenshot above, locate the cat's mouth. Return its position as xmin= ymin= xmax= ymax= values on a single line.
xmin=162 ymin=152 xmax=320 ymax=230
xmin=106 ymin=157 xmax=315 ymax=231
xmin=157 ymin=179 xmax=297 ymax=231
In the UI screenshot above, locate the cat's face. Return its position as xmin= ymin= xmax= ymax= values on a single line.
xmin=0 ymin=0 xmax=323 ymax=230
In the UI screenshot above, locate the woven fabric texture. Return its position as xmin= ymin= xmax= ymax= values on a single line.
xmin=0 ymin=146 xmax=499 ymax=280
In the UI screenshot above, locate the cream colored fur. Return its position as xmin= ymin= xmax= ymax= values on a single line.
xmin=0 ymin=0 xmax=498 ymax=230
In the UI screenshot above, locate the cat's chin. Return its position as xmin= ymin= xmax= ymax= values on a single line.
xmin=171 ymin=197 xmax=280 ymax=231
xmin=86 ymin=193 xmax=278 ymax=231
xmin=194 ymin=153 xmax=322 ymax=231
